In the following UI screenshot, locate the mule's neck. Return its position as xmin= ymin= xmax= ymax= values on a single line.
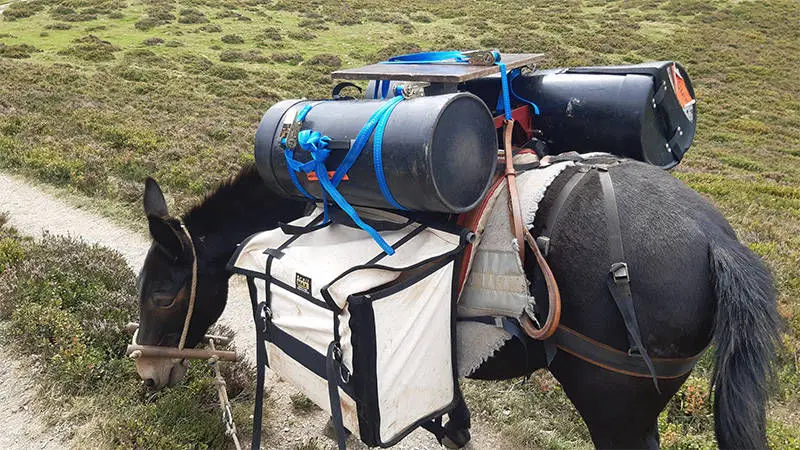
xmin=180 ymin=164 xmax=307 ymax=272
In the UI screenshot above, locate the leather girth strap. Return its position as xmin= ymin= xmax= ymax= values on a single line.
xmin=535 ymin=161 xmax=702 ymax=387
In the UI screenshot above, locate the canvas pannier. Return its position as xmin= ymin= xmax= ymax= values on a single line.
xmin=227 ymin=209 xmax=468 ymax=448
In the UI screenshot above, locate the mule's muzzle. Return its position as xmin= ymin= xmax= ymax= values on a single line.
xmin=135 ymin=356 xmax=188 ymax=390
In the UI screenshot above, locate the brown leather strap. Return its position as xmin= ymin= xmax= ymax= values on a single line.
xmin=520 ymin=228 xmax=561 ymax=340
xmin=503 ymin=120 xmax=526 ymax=263
xmin=553 ymin=325 xmax=705 ymax=380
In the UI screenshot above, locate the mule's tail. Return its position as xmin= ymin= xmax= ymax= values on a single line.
xmin=709 ymin=240 xmax=780 ymax=449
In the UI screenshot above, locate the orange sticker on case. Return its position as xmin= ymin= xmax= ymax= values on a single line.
xmin=306 ymin=171 xmax=349 ymax=182
xmin=670 ymin=63 xmax=694 ymax=108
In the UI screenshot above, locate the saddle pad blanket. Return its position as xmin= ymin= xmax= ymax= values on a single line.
xmin=458 ymin=160 xmax=574 ymax=319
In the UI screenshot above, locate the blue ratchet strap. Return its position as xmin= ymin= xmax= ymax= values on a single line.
xmin=283 ymin=91 xmax=407 ymax=254
xmin=371 ymin=80 xmax=391 ymax=99
xmin=381 ymin=80 xmax=390 ymax=99
xmin=283 ymin=104 xmax=317 ymax=200
xmin=373 ymin=94 xmax=406 ymax=210
xmin=496 ymin=69 xmax=541 ymax=116
xmin=383 ymin=50 xmax=470 ymax=64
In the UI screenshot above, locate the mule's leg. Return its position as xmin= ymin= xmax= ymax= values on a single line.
xmin=549 ymin=355 xmax=687 ymax=449
xmin=442 ymin=384 xmax=471 ymax=449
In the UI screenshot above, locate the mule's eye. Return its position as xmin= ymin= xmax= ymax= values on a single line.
xmin=152 ymin=293 xmax=178 ymax=308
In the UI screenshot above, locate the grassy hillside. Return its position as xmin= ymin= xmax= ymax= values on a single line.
xmin=1 ymin=0 xmax=799 ymax=448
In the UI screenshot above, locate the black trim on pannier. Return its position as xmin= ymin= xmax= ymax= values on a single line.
xmin=348 ymin=296 xmax=379 ymax=444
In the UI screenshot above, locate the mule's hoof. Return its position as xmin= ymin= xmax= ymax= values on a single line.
xmin=442 ymin=428 xmax=471 ymax=449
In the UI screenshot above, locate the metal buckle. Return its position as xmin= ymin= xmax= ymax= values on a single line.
xmin=257 ymin=303 xmax=271 ymax=333
xmin=536 ymin=236 xmax=550 ymax=257
xmin=400 ymin=82 xmax=428 ymax=99
xmin=463 ymin=49 xmax=497 ymax=66
xmin=339 ymin=365 xmax=351 ymax=384
xmin=282 ymin=108 xmax=305 ymax=150
xmin=611 ymin=262 xmax=630 ymax=284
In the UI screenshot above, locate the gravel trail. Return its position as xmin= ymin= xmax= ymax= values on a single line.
xmin=0 ymin=172 xmax=518 ymax=450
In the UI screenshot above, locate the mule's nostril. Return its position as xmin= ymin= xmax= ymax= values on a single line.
xmin=144 ymin=378 xmax=156 ymax=388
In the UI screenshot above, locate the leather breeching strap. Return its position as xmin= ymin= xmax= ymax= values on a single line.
xmin=535 ymin=160 xmax=703 ymax=386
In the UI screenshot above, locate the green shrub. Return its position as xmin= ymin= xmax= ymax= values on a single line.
xmin=3 ymin=0 xmax=46 ymax=20
xmin=221 ymin=33 xmax=244 ymax=44
xmin=219 ymin=49 xmax=268 ymax=63
xmin=142 ymin=37 xmax=164 ymax=46
xmin=409 ymin=12 xmax=434 ymax=23
xmin=0 ymin=43 xmax=42 ymax=59
xmin=57 ymin=35 xmax=120 ymax=61
xmin=51 ymin=5 xmax=98 ymax=22
xmin=306 ymin=53 xmax=341 ymax=69
xmin=269 ymin=51 xmax=302 ymax=64
xmin=45 ymin=22 xmax=72 ymax=29
xmin=262 ymin=26 xmax=281 ymax=41
xmin=288 ymin=29 xmax=316 ymax=41
xmin=199 ymin=23 xmax=221 ymax=32
xmin=0 ymin=238 xmax=24 ymax=273
xmin=209 ymin=64 xmax=247 ymax=80
xmin=178 ymin=8 xmax=208 ymax=24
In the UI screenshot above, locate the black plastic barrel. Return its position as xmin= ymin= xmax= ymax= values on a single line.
xmin=461 ymin=61 xmax=697 ymax=169
xmin=254 ymin=93 xmax=498 ymax=213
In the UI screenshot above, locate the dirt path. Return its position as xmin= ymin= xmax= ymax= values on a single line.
xmin=0 ymin=172 xmax=519 ymax=450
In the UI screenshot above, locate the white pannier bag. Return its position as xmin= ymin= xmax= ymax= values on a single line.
xmin=228 ymin=209 xmax=467 ymax=447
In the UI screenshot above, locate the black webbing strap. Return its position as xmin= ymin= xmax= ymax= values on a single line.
xmin=597 ymin=169 xmax=660 ymax=392
xmin=536 ymin=167 xmax=590 ymax=257
xmin=326 ymin=340 xmax=348 ymax=450
xmin=248 ymin=276 xmax=268 ymax=450
xmin=534 ymin=167 xmax=589 ymax=365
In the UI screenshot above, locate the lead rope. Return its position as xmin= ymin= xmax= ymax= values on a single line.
xmin=180 ymin=223 xmax=243 ymax=447
xmin=209 ymin=339 xmax=242 ymax=450
xmin=177 ymin=221 xmax=198 ymax=351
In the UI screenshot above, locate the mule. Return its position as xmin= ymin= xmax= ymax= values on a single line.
xmin=134 ymin=160 xmax=779 ymax=449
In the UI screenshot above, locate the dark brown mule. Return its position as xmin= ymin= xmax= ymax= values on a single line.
xmin=134 ymin=160 xmax=779 ymax=449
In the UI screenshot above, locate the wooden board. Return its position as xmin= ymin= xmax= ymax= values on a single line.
xmin=331 ymin=53 xmax=544 ymax=84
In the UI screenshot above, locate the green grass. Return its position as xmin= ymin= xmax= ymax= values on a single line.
xmin=1 ymin=0 xmax=800 ymax=448
xmin=0 ymin=214 xmax=268 ymax=449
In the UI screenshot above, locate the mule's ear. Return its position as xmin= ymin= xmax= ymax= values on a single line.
xmin=144 ymin=177 xmax=169 ymax=218
xmin=148 ymin=215 xmax=186 ymax=258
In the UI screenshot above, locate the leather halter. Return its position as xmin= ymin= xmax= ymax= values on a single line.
xmin=177 ymin=221 xmax=199 ymax=351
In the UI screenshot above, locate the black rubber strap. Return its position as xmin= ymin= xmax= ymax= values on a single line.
xmin=597 ymin=169 xmax=660 ymax=392
xmin=326 ymin=341 xmax=348 ymax=450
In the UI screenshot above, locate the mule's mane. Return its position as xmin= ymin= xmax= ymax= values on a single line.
xmin=181 ymin=164 xmax=278 ymax=238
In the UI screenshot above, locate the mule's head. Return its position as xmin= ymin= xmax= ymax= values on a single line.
xmin=134 ymin=178 xmax=228 ymax=390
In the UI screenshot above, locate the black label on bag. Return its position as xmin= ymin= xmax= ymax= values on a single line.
xmin=295 ymin=273 xmax=312 ymax=294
